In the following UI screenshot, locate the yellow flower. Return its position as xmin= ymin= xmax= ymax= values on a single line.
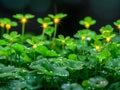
xmin=0 ymin=23 xmax=5 ymax=27
xmin=106 ymin=37 xmax=111 ymax=43
xmin=6 ymin=24 xmax=11 ymax=30
xmin=85 ymin=22 xmax=90 ymax=29
xmin=61 ymin=40 xmax=65 ymax=44
xmin=21 ymin=18 xmax=27 ymax=23
xmin=95 ymin=45 xmax=100 ymax=51
xmin=42 ymin=23 xmax=48 ymax=29
xmin=82 ymin=36 xmax=86 ymax=41
xmin=54 ymin=18 xmax=60 ymax=24
xmin=32 ymin=44 xmax=37 ymax=49
xmin=117 ymin=25 xmax=120 ymax=30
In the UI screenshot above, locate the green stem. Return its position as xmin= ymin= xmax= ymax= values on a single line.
xmin=49 ymin=35 xmax=52 ymax=41
xmin=42 ymin=29 xmax=45 ymax=40
xmin=6 ymin=29 xmax=9 ymax=34
xmin=95 ymin=51 xmax=98 ymax=76
xmin=33 ymin=50 xmax=36 ymax=60
xmin=10 ymin=44 xmax=12 ymax=65
xmin=1 ymin=27 xmax=4 ymax=38
xmin=62 ymin=44 xmax=65 ymax=55
xmin=53 ymin=24 xmax=57 ymax=39
xmin=22 ymin=23 xmax=25 ymax=41
xmin=22 ymin=23 xmax=25 ymax=36
xmin=82 ymin=41 xmax=85 ymax=55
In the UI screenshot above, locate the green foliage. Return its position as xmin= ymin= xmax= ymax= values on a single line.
xmin=79 ymin=16 xmax=96 ymax=29
xmin=100 ymin=25 xmax=114 ymax=35
xmin=61 ymin=83 xmax=84 ymax=90
xmin=37 ymin=17 xmax=53 ymax=25
xmin=114 ymin=19 xmax=120 ymax=26
xmin=0 ymin=15 xmax=120 ymax=90
xmin=82 ymin=77 xmax=108 ymax=89
xmin=48 ymin=13 xmax=67 ymax=19
xmin=13 ymin=13 xmax=34 ymax=19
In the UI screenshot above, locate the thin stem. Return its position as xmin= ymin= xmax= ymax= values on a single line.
xmin=53 ymin=24 xmax=57 ymax=39
xmin=95 ymin=51 xmax=98 ymax=76
xmin=49 ymin=35 xmax=52 ymax=41
xmin=6 ymin=29 xmax=9 ymax=34
xmin=33 ymin=50 xmax=36 ymax=61
xmin=1 ymin=27 xmax=4 ymax=38
xmin=10 ymin=44 xmax=12 ymax=65
xmin=82 ymin=41 xmax=85 ymax=55
xmin=22 ymin=23 xmax=25 ymax=41
xmin=22 ymin=23 xmax=25 ymax=36
xmin=42 ymin=28 xmax=45 ymax=40
xmin=62 ymin=44 xmax=65 ymax=55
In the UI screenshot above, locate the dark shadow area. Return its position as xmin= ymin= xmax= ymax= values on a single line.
xmin=0 ymin=0 xmax=120 ymax=36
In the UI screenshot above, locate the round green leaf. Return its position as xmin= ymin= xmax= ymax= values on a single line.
xmin=13 ymin=14 xmax=24 ymax=19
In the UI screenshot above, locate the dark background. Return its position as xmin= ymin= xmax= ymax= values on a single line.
xmin=0 ymin=0 xmax=120 ymax=36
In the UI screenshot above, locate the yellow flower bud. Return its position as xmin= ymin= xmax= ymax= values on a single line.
xmin=61 ymin=40 xmax=65 ymax=44
xmin=42 ymin=23 xmax=48 ymax=29
xmin=21 ymin=18 xmax=27 ymax=23
xmin=54 ymin=18 xmax=60 ymax=24
xmin=33 ymin=44 xmax=37 ymax=49
xmin=117 ymin=25 xmax=120 ymax=30
xmin=95 ymin=45 xmax=100 ymax=51
xmin=6 ymin=24 xmax=11 ymax=30
xmin=1 ymin=23 xmax=5 ymax=27
xmin=85 ymin=22 xmax=90 ymax=29
xmin=106 ymin=37 xmax=111 ymax=43
xmin=82 ymin=36 xmax=86 ymax=41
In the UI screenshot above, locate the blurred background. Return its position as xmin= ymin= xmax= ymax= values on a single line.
xmin=0 ymin=0 xmax=120 ymax=36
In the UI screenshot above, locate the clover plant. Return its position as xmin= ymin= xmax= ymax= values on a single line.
xmin=37 ymin=17 xmax=53 ymax=40
xmin=48 ymin=13 xmax=67 ymax=38
xmin=79 ymin=16 xmax=96 ymax=29
xmin=13 ymin=14 xmax=34 ymax=37
xmin=0 ymin=14 xmax=120 ymax=89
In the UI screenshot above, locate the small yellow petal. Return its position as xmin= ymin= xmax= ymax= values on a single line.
xmin=1 ymin=23 xmax=5 ymax=27
xmin=33 ymin=44 xmax=37 ymax=49
xmin=42 ymin=23 xmax=48 ymax=29
xmin=54 ymin=18 xmax=60 ymax=24
xmin=21 ymin=18 xmax=27 ymax=23
xmin=95 ymin=45 xmax=100 ymax=51
xmin=85 ymin=23 xmax=90 ymax=29
xmin=6 ymin=24 xmax=11 ymax=30
xmin=117 ymin=25 xmax=120 ymax=30
xmin=82 ymin=36 xmax=86 ymax=41
xmin=106 ymin=37 xmax=111 ymax=43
